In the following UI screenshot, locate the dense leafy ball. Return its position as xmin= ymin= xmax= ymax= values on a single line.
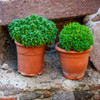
xmin=59 ymin=22 xmax=94 ymax=52
xmin=8 ymin=14 xmax=57 ymax=47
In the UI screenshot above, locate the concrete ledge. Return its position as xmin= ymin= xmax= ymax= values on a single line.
xmin=0 ymin=0 xmax=100 ymax=25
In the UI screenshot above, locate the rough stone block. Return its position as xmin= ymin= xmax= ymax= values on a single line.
xmin=84 ymin=8 xmax=100 ymax=72
xmin=0 ymin=0 xmax=100 ymax=25
xmin=19 ymin=92 xmax=41 ymax=100
xmin=90 ymin=23 xmax=100 ymax=72
xmin=0 ymin=84 xmax=24 ymax=96
xmin=74 ymin=91 xmax=94 ymax=100
xmin=92 ymin=14 xmax=100 ymax=22
xmin=52 ymin=92 xmax=75 ymax=100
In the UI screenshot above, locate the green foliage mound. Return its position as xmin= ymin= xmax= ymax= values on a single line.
xmin=59 ymin=22 xmax=94 ymax=52
xmin=8 ymin=14 xmax=57 ymax=47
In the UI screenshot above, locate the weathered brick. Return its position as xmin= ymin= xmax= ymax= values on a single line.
xmin=43 ymin=91 xmax=51 ymax=98
xmin=0 ymin=98 xmax=15 ymax=100
xmin=89 ymin=85 xmax=100 ymax=90
xmin=95 ymin=97 xmax=100 ymax=100
xmin=55 ymin=83 xmax=61 ymax=89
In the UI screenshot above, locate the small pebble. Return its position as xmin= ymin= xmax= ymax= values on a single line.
xmin=6 ymin=69 xmax=13 ymax=73
xmin=1 ymin=63 xmax=9 ymax=70
xmin=55 ymin=83 xmax=61 ymax=89
xmin=50 ymin=73 xmax=57 ymax=80
xmin=43 ymin=91 xmax=51 ymax=98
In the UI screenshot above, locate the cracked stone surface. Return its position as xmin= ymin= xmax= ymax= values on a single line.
xmin=84 ymin=8 xmax=100 ymax=72
xmin=0 ymin=49 xmax=100 ymax=97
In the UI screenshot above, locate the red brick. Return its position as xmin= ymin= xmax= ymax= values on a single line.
xmin=43 ymin=91 xmax=51 ymax=98
xmin=95 ymin=97 xmax=100 ymax=100
xmin=0 ymin=98 xmax=15 ymax=100
xmin=89 ymin=85 xmax=100 ymax=90
xmin=55 ymin=83 xmax=61 ymax=89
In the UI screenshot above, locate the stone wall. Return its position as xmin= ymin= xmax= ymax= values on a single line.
xmin=84 ymin=7 xmax=100 ymax=27
xmin=84 ymin=8 xmax=100 ymax=72
xmin=0 ymin=26 xmax=7 ymax=64
xmin=0 ymin=26 xmax=17 ymax=64
xmin=53 ymin=16 xmax=84 ymax=33
xmin=0 ymin=88 xmax=100 ymax=100
xmin=0 ymin=17 xmax=84 ymax=63
xmin=0 ymin=1 xmax=100 ymax=100
xmin=0 ymin=0 xmax=100 ymax=26
xmin=0 ymin=0 xmax=99 ymax=63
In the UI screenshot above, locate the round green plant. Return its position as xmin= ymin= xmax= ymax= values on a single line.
xmin=59 ymin=22 xmax=94 ymax=52
xmin=8 ymin=14 xmax=57 ymax=47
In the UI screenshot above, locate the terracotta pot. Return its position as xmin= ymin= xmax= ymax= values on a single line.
xmin=55 ymin=42 xmax=93 ymax=80
xmin=15 ymin=41 xmax=46 ymax=76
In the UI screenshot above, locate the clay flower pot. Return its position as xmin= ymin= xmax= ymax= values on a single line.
xmin=55 ymin=42 xmax=93 ymax=80
xmin=15 ymin=41 xmax=46 ymax=76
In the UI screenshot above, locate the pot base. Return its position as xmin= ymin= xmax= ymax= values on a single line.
xmin=63 ymin=72 xmax=84 ymax=80
xmin=18 ymin=70 xmax=42 ymax=77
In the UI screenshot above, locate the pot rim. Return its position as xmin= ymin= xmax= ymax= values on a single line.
xmin=15 ymin=41 xmax=46 ymax=48
xmin=15 ymin=41 xmax=23 ymax=47
xmin=55 ymin=42 xmax=93 ymax=54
